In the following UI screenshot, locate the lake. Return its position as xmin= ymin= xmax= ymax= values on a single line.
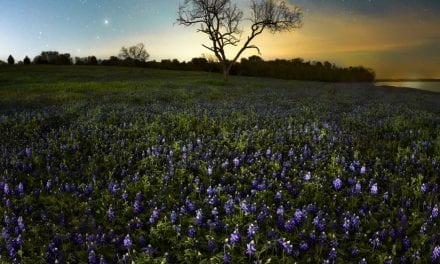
xmin=375 ymin=81 xmax=440 ymax=93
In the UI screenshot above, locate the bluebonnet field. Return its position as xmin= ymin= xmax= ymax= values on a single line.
xmin=0 ymin=66 xmax=439 ymax=263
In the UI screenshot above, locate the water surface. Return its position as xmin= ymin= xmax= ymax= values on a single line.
xmin=375 ymin=81 xmax=440 ymax=93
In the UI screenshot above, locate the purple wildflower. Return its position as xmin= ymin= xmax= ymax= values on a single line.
xmin=17 ymin=182 xmax=24 ymax=196
xmin=245 ymin=240 xmax=256 ymax=256
xmin=299 ymin=241 xmax=309 ymax=251
xmin=149 ymin=208 xmax=160 ymax=225
xmin=303 ymin=172 xmax=311 ymax=181
xmin=370 ymin=183 xmax=378 ymax=196
xmin=432 ymin=246 xmax=440 ymax=261
xmin=25 ymin=147 xmax=32 ymax=157
xmin=123 ymin=235 xmax=132 ymax=249
xmin=402 ymin=237 xmax=411 ymax=251
xmin=223 ymin=252 xmax=232 ymax=263
xmin=17 ymin=216 xmax=25 ymax=232
xmin=224 ymin=198 xmax=235 ymax=215
xmin=170 ymin=210 xmax=178 ymax=224
xmin=230 ymin=228 xmax=241 ymax=245
xmin=107 ymin=206 xmax=115 ymax=221
xmin=432 ymin=205 xmax=439 ymax=218
xmin=195 ymin=208 xmax=204 ymax=226
xmin=188 ymin=226 xmax=196 ymax=238
xmin=351 ymin=247 xmax=359 ymax=257
xmin=207 ymin=238 xmax=217 ymax=252
xmin=333 ymin=178 xmax=342 ymax=191
xmin=233 ymin=158 xmax=239 ymax=167
xmin=329 ymin=247 xmax=337 ymax=261
xmin=133 ymin=199 xmax=142 ymax=214
xmin=3 ymin=183 xmax=10 ymax=195
xmin=247 ymin=223 xmax=258 ymax=239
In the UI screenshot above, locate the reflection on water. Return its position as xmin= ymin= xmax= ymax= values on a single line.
xmin=375 ymin=81 xmax=440 ymax=93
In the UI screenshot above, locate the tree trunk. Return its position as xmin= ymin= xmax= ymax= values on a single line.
xmin=222 ymin=64 xmax=230 ymax=81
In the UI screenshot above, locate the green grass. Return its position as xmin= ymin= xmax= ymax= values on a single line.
xmin=1 ymin=65 xmax=439 ymax=112
xmin=0 ymin=65 xmax=439 ymax=263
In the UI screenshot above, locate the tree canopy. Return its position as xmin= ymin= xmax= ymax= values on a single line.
xmin=177 ymin=0 xmax=302 ymax=80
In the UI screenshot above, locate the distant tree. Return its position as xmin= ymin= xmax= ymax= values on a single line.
xmin=76 ymin=56 xmax=98 ymax=65
xmin=0 ymin=60 xmax=6 ymax=65
xmin=248 ymin=55 xmax=263 ymax=63
xmin=101 ymin=56 xmax=121 ymax=66
xmin=7 ymin=55 xmax=15 ymax=65
xmin=57 ymin=53 xmax=72 ymax=65
xmin=177 ymin=0 xmax=302 ymax=80
xmin=33 ymin=51 xmax=72 ymax=65
xmin=119 ymin=43 xmax=149 ymax=62
xmin=88 ymin=56 xmax=98 ymax=65
xmin=23 ymin=56 xmax=31 ymax=65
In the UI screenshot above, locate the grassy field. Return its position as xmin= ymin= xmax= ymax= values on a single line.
xmin=0 ymin=65 xmax=439 ymax=263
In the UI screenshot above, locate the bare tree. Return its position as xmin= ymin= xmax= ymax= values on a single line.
xmin=119 ymin=43 xmax=150 ymax=62
xmin=177 ymin=0 xmax=302 ymax=80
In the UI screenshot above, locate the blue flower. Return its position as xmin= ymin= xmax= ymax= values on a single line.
xmin=294 ymin=209 xmax=306 ymax=224
xmin=245 ymin=240 xmax=256 ymax=256
xmin=432 ymin=205 xmax=439 ymax=219
xmin=17 ymin=216 xmax=25 ymax=232
xmin=384 ymin=258 xmax=393 ymax=264
xmin=25 ymin=147 xmax=32 ymax=157
xmin=284 ymin=219 xmax=296 ymax=232
xmin=207 ymin=238 xmax=217 ymax=252
xmin=188 ymin=226 xmax=196 ymax=238
xmin=3 ymin=183 xmax=10 ymax=195
xmin=195 ymin=208 xmax=204 ymax=226
xmin=223 ymin=252 xmax=232 ymax=263
xmin=351 ymin=247 xmax=359 ymax=257
xmin=303 ymin=172 xmax=311 ymax=181
xmin=107 ymin=206 xmax=115 ymax=221
xmin=247 ymin=223 xmax=258 ymax=239
xmin=299 ymin=241 xmax=309 ymax=251
xmin=230 ymin=228 xmax=241 ymax=245
xmin=211 ymin=207 xmax=219 ymax=216
xmin=17 ymin=182 xmax=24 ymax=196
xmin=133 ymin=199 xmax=143 ymax=214
xmin=88 ymin=250 xmax=98 ymax=264
xmin=233 ymin=158 xmax=240 ymax=167
xmin=333 ymin=178 xmax=342 ymax=191
xmin=170 ymin=210 xmax=178 ymax=224
xmin=433 ymin=245 xmax=440 ymax=261
xmin=421 ymin=183 xmax=428 ymax=193
xmin=123 ymin=235 xmax=132 ymax=249
xmin=370 ymin=183 xmax=378 ymax=196
xmin=149 ymin=208 xmax=160 ymax=225
xmin=328 ymin=247 xmax=337 ymax=261
xmin=224 ymin=198 xmax=235 ymax=215
xmin=402 ymin=237 xmax=411 ymax=251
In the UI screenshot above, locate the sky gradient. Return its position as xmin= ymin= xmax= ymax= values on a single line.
xmin=1 ymin=0 xmax=439 ymax=79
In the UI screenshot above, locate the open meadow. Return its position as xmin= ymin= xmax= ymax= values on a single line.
xmin=0 ymin=66 xmax=439 ymax=263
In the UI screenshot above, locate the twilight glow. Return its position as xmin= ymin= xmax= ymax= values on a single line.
xmin=1 ymin=0 xmax=439 ymax=79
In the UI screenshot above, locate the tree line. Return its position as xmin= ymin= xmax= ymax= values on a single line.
xmin=2 ymin=49 xmax=375 ymax=82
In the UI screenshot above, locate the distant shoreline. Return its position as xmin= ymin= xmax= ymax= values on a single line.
xmin=376 ymin=79 xmax=440 ymax=82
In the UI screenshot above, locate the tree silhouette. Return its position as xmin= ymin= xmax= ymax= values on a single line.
xmin=177 ymin=0 xmax=302 ymax=80
xmin=7 ymin=55 xmax=15 ymax=65
xmin=23 ymin=56 xmax=31 ymax=65
xmin=119 ymin=43 xmax=150 ymax=62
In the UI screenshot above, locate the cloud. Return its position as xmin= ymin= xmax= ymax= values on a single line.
xmin=249 ymin=9 xmax=440 ymax=78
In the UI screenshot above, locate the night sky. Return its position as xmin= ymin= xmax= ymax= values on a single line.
xmin=1 ymin=0 xmax=439 ymax=79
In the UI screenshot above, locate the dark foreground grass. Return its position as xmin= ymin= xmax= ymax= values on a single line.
xmin=0 ymin=65 xmax=439 ymax=263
